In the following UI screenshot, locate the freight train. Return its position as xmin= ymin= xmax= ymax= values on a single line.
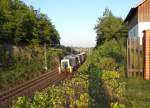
xmin=60 ymin=52 xmax=86 ymax=73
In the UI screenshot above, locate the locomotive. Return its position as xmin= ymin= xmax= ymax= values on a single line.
xmin=60 ymin=52 xmax=86 ymax=73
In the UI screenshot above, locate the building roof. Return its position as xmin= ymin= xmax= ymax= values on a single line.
xmin=133 ymin=0 xmax=146 ymax=8
xmin=124 ymin=0 xmax=146 ymax=22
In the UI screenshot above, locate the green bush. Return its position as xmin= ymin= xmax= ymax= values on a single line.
xmin=96 ymin=57 xmax=119 ymax=71
xmin=13 ymin=74 xmax=90 ymax=108
xmin=96 ymin=39 xmax=126 ymax=65
xmin=0 ymin=46 xmax=64 ymax=91
xmin=12 ymin=97 xmax=31 ymax=108
xmin=100 ymin=70 xmax=126 ymax=102
xmin=13 ymin=56 xmax=101 ymax=108
xmin=12 ymin=39 xmax=128 ymax=108
xmin=111 ymin=102 xmax=125 ymax=108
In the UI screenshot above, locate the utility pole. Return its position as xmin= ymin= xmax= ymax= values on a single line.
xmin=44 ymin=42 xmax=48 ymax=71
xmin=44 ymin=43 xmax=62 ymax=71
xmin=71 ymin=45 xmax=74 ymax=54
xmin=89 ymin=48 xmax=91 ymax=55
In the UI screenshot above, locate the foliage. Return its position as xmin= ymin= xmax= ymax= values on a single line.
xmin=93 ymin=39 xmax=126 ymax=74
xmin=111 ymin=102 xmax=125 ymax=108
xmin=12 ymin=7 xmax=149 ymax=108
xmin=94 ymin=8 xmax=127 ymax=46
xmin=0 ymin=0 xmax=60 ymax=45
xmin=12 ymin=8 xmax=127 ymax=108
xmin=100 ymin=70 xmax=126 ymax=102
xmin=13 ymin=73 xmax=91 ymax=108
xmin=13 ymin=50 xmax=126 ymax=108
xmin=96 ymin=57 xmax=119 ymax=71
xmin=0 ymin=0 xmax=62 ymax=91
xmin=0 ymin=45 xmax=9 ymax=66
xmin=0 ymin=46 xmax=64 ymax=91
xmin=124 ymin=78 xmax=150 ymax=108
xmin=12 ymin=97 xmax=31 ymax=108
xmin=13 ymin=53 xmax=100 ymax=107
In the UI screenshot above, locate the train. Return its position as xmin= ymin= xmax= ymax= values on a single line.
xmin=60 ymin=52 xmax=86 ymax=73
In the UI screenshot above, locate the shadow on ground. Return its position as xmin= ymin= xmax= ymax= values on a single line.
xmin=88 ymin=64 xmax=109 ymax=108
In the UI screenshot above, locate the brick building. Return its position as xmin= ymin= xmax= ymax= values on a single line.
xmin=125 ymin=0 xmax=150 ymax=80
xmin=125 ymin=0 xmax=150 ymax=44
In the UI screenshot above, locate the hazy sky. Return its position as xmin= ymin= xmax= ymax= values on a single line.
xmin=23 ymin=0 xmax=139 ymax=47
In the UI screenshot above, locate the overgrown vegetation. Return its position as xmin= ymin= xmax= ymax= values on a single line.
xmin=12 ymin=39 xmax=147 ymax=108
xmin=0 ymin=46 xmax=64 ymax=92
xmin=125 ymin=78 xmax=150 ymax=108
xmin=94 ymin=8 xmax=127 ymax=47
xmin=94 ymin=8 xmax=150 ymax=108
xmin=13 ymin=8 xmax=150 ymax=108
xmin=0 ymin=1 xmax=149 ymax=107
xmin=0 ymin=0 xmax=60 ymax=45
xmin=13 ymin=40 xmax=127 ymax=108
xmin=12 ymin=8 xmax=124 ymax=108
xmin=0 ymin=0 xmax=62 ymax=91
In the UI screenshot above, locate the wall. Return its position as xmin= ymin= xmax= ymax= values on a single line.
xmin=143 ymin=30 xmax=150 ymax=80
xmin=128 ymin=12 xmax=138 ymax=30
xmin=138 ymin=0 xmax=150 ymax=22
xmin=138 ymin=22 xmax=150 ymax=37
xmin=128 ymin=22 xmax=150 ymax=44
xmin=128 ymin=24 xmax=138 ymax=38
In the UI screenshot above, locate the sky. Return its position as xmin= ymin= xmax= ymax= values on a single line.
xmin=23 ymin=0 xmax=140 ymax=48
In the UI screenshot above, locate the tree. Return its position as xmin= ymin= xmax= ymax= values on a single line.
xmin=0 ymin=0 xmax=60 ymax=45
xmin=94 ymin=8 xmax=127 ymax=47
xmin=0 ymin=9 xmax=6 ymax=40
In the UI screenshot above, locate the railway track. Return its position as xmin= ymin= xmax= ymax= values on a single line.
xmin=0 ymin=68 xmax=68 ymax=108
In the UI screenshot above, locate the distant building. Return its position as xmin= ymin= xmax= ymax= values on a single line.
xmin=125 ymin=0 xmax=150 ymax=44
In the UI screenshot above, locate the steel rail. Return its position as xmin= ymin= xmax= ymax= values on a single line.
xmin=0 ymin=68 xmax=68 ymax=108
xmin=0 ymin=69 xmax=58 ymax=101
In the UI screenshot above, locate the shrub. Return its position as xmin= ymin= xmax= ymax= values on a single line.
xmin=0 ymin=46 xmax=64 ymax=91
xmin=96 ymin=57 xmax=119 ymax=71
xmin=12 ymin=39 xmax=127 ymax=108
xmin=111 ymin=102 xmax=125 ymax=108
xmin=96 ymin=39 xmax=125 ymax=65
xmin=100 ymin=70 xmax=126 ymax=105
xmin=12 ymin=97 xmax=31 ymax=108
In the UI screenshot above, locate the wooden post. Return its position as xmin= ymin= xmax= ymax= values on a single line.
xmin=134 ymin=37 xmax=137 ymax=77
xmin=143 ymin=30 xmax=150 ymax=80
xmin=143 ymin=36 xmax=145 ymax=78
xmin=129 ymin=37 xmax=132 ymax=77
xmin=127 ymin=39 xmax=129 ymax=77
xmin=138 ymin=37 xmax=141 ymax=77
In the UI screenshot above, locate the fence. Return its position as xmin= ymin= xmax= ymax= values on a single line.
xmin=127 ymin=30 xmax=150 ymax=80
xmin=127 ymin=37 xmax=143 ymax=77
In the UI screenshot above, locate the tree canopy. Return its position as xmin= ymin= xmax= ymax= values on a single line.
xmin=94 ymin=8 xmax=127 ymax=47
xmin=0 ymin=0 xmax=60 ymax=45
